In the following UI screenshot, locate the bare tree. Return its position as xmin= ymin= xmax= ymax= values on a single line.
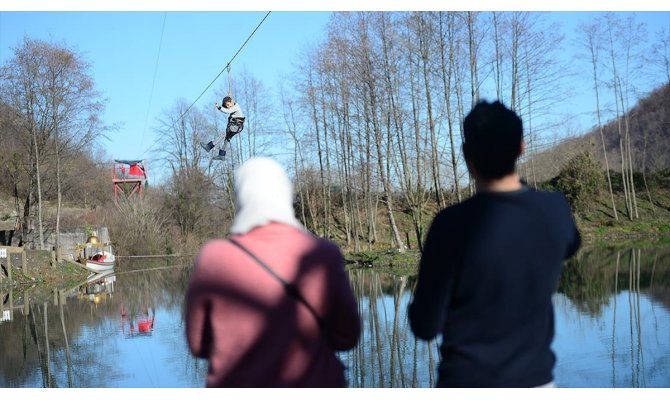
xmin=651 ymin=21 xmax=670 ymax=87
xmin=280 ymin=84 xmax=318 ymax=232
xmin=580 ymin=20 xmax=618 ymax=220
xmin=154 ymin=100 xmax=220 ymax=238
xmin=305 ymin=52 xmax=331 ymax=238
xmin=360 ymin=13 xmax=406 ymax=252
xmin=156 ymin=100 xmax=208 ymax=176
xmin=492 ymin=12 xmax=505 ymax=100
xmin=508 ymin=12 xmax=525 ymax=111
xmin=378 ymin=12 xmax=431 ymax=250
xmin=439 ymin=11 xmax=462 ymax=203
xmin=604 ymin=13 xmax=648 ymax=220
xmin=464 ymin=11 xmax=483 ymax=106
xmin=412 ymin=12 xmax=445 ymax=209
xmin=0 ymin=37 xmax=106 ymax=251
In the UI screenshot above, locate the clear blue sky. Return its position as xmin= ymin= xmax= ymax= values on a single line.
xmin=0 ymin=11 xmax=331 ymax=166
xmin=1 ymin=5 xmax=669 ymax=184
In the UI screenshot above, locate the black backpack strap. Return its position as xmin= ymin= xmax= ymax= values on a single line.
xmin=228 ymin=237 xmax=327 ymax=333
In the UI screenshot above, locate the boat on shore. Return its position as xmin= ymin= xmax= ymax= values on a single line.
xmin=85 ymin=249 xmax=115 ymax=272
xmin=79 ymin=234 xmax=115 ymax=273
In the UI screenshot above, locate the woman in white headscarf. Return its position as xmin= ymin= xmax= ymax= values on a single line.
xmin=185 ymin=157 xmax=360 ymax=387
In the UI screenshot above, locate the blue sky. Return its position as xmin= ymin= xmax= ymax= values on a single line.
xmin=0 ymin=11 xmax=331 ymax=165
xmin=1 ymin=5 xmax=669 ymax=184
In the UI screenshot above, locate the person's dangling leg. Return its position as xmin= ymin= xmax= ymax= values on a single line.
xmin=213 ymin=147 xmax=226 ymax=161
xmin=201 ymin=128 xmax=228 ymax=153
xmin=212 ymin=133 xmax=231 ymax=161
xmin=199 ymin=140 xmax=215 ymax=152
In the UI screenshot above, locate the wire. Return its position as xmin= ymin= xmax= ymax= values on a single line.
xmin=168 ymin=11 xmax=271 ymax=132
xmin=140 ymin=12 xmax=168 ymax=151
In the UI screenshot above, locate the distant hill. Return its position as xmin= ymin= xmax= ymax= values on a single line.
xmin=521 ymin=82 xmax=670 ymax=183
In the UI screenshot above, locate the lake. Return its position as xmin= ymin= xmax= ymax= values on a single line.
xmin=1 ymin=244 xmax=669 ymax=388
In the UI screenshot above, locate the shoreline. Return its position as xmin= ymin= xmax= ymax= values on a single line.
xmin=2 ymin=228 xmax=669 ymax=287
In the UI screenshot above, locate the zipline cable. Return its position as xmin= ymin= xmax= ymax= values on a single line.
xmin=140 ymin=12 xmax=168 ymax=151
xmin=168 ymin=11 xmax=271 ymax=132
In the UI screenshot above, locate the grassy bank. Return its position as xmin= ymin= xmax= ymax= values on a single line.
xmin=1 ymin=259 xmax=89 ymax=289
xmin=573 ymin=183 xmax=670 ymax=244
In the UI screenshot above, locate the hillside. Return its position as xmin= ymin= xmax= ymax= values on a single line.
xmin=522 ymin=82 xmax=670 ymax=182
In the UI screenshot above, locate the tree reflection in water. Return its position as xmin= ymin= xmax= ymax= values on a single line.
xmin=0 ymin=247 xmax=669 ymax=388
xmin=343 ymin=244 xmax=670 ymax=388
xmin=342 ymin=269 xmax=438 ymax=388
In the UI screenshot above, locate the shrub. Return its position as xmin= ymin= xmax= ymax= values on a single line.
xmin=552 ymin=152 xmax=605 ymax=212
xmin=106 ymin=194 xmax=168 ymax=255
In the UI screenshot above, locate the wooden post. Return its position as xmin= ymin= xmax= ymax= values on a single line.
xmin=0 ymin=246 xmax=7 ymax=283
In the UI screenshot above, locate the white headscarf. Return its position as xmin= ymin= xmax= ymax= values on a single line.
xmin=229 ymin=157 xmax=304 ymax=234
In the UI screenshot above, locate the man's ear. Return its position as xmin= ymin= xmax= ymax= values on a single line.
xmin=519 ymin=141 xmax=525 ymax=157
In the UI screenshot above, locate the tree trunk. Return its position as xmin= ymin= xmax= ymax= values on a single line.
xmin=619 ymin=82 xmax=639 ymax=219
xmin=641 ymin=129 xmax=656 ymax=214
xmin=466 ymin=11 xmax=481 ymax=105
xmin=55 ymin=127 xmax=62 ymax=262
xmin=440 ymin=12 xmax=462 ymax=203
xmin=31 ymin=123 xmax=45 ymax=250
xmin=492 ymin=12 xmax=504 ymax=100
xmin=418 ymin=15 xmax=445 ymax=209
xmin=584 ymin=22 xmax=618 ymax=220
xmin=369 ymin=88 xmax=405 ymax=253
xmin=524 ymin=42 xmax=538 ymax=188
xmin=310 ymin=82 xmax=328 ymax=237
xmin=607 ymin=19 xmax=632 ymax=219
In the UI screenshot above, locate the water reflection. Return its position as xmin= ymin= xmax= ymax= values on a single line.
xmin=554 ymin=247 xmax=670 ymax=388
xmin=341 ymin=270 xmax=437 ymax=388
xmin=0 ymin=257 xmax=205 ymax=388
xmin=0 ymin=246 xmax=669 ymax=388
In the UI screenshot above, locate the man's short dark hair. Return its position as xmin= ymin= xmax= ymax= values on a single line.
xmin=463 ymin=100 xmax=523 ymax=180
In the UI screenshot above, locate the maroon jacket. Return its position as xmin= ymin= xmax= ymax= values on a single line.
xmin=185 ymin=222 xmax=360 ymax=387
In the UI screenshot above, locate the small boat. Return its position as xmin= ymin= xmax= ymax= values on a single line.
xmin=86 ymin=249 xmax=115 ymax=272
xmin=79 ymin=235 xmax=115 ymax=273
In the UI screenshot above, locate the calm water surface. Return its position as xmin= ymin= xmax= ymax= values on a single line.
xmin=1 ymin=245 xmax=669 ymax=388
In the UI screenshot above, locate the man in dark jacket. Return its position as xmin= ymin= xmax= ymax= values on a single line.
xmin=408 ymin=100 xmax=581 ymax=388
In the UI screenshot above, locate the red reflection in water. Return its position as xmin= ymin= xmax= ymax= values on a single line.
xmin=120 ymin=304 xmax=155 ymax=338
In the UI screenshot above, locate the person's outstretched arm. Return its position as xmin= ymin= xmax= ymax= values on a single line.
xmin=215 ymin=102 xmax=242 ymax=116
xmin=408 ymin=212 xmax=455 ymax=341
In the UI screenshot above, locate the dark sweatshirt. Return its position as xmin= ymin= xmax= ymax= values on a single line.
xmin=409 ymin=187 xmax=580 ymax=387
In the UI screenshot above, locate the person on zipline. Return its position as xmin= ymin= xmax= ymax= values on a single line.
xmin=200 ymin=96 xmax=246 ymax=160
